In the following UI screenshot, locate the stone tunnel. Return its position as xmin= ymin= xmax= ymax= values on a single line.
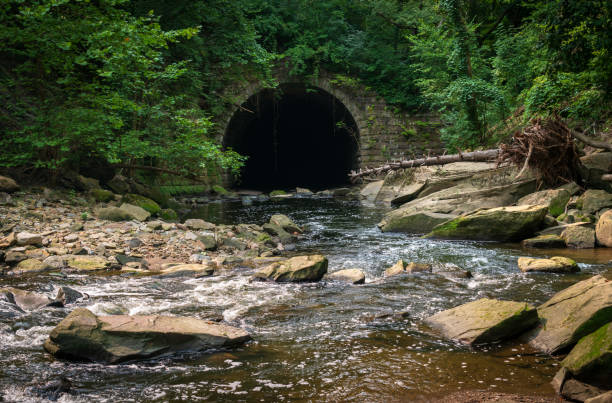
xmin=223 ymin=84 xmax=359 ymax=190
xmin=217 ymin=71 xmax=444 ymax=190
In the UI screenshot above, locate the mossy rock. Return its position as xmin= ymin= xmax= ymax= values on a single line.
xmin=95 ymin=206 xmax=133 ymax=221
xmin=66 ymin=255 xmax=109 ymax=271
xmin=528 ymin=275 xmax=612 ymax=354
xmin=212 ymin=185 xmax=229 ymax=195
xmin=428 ymin=205 xmax=548 ymax=242
xmin=425 ymin=298 xmax=539 ymax=346
xmin=521 ymin=234 xmax=566 ymax=248
xmin=90 ymin=189 xmax=114 ymax=203
xmin=158 ymin=208 xmax=178 ymax=222
xmin=269 ymin=190 xmax=287 ymax=197
xmin=562 ymin=322 xmax=612 ymax=388
xmin=121 ymin=194 xmax=160 ymax=215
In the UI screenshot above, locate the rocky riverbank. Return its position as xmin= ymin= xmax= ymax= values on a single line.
xmin=2 ymin=165 xmax=612 ymax=401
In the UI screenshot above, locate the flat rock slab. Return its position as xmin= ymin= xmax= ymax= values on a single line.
xmin=0 ymin=287 xmax=55 ymax=311
xmin=425 ymin=298 xmax=538 ymax=346
xmin=517 ymin=256 xmax=579 ymax=273
xmin=44 ymin=308 xmax=251 ymax=364
xmin=66 ymin=255 xmax=109 ymax=271
xmin=252 ymin=255 xmax=328 ymax=282
xmin=427 ymin=205 xmax=548 ymax=242
xmin=528 ymin=275 xmax=612 ymax=354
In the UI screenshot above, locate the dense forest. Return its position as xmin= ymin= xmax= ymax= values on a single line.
xmin=1 ymin=0 xmax=610 ymax=180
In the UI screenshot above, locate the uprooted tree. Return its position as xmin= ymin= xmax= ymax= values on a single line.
xmin=350 ymin=117 xmax=610 ymax=186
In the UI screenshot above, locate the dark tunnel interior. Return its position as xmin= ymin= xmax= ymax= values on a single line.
xmin=223 ymin=84 xmax=359 ymax=191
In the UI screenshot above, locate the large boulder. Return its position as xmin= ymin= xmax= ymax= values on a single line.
xmin=595 ymin=210 xmax=612 ymax=247
xmin=425 ymin=298 xmax=539 ymax=346
xmin=252 ymin=255 xmax=328 ymax=282
xmin=0 ymin=175 xmax=19 ymax=193
xmin=518 ymin=188 xmax=571 ymax=217
xmin=528 ymin=275 xmax=612 ymax=354
xmin=427 ymin=205 xmax=548 ymax=242
xmin=517 ymin=256 xmax=579 ymax=273
xmin=326 ymin=268 xmax=366 ymax=284
xmin=379 ymin=179 xmax=537 ymax=233
xmin=577 ymin=189 xmax=612 ymax=215
xmin=562 ymin=322 xmax=612 ymax=390
xmin=43 ymin=308 xmax=251 ymax=364
xmin=561 ymin=224 xmax=596 ymax=248
xmin=121 ymin=194 xmax=160 ymax=215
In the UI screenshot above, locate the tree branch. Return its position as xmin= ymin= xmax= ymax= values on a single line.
xmin=570 ymin=129 xmax=612 ymax=152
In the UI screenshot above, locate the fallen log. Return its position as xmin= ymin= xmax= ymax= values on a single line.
xmin=348 ymin=149 xmax=499 ymax=182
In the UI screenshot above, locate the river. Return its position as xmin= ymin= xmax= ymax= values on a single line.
xmin=1 ymin=197 xmax=611 ymax=401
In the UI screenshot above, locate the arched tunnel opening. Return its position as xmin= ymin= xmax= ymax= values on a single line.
xmin=223 ymin=83 xmax=359 ymax=191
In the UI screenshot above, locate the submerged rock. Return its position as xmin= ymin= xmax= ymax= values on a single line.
xmin=252 ymin=255 xmax=328 ymax=282
xmin=326 ymin=268 xmax=366 ymax=284
xmin=528 ymin=275 xmax=612 ymax=354
xmin=43 ymin=308 xmax=251 ymax=363
xmin=427 ymin=205 xmax=548 ymax=242
xmin=517 ymin=256 xmax=579 ymax=273
xmin=425 ymin=298 xmax=538 ymax=346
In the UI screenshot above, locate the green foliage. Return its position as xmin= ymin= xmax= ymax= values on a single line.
xmin=0 ymin=0 xmax=246 ymax=176
xmin=1 ymin=0 xmax=609 ymax=168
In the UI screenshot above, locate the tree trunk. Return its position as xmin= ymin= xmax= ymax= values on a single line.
xmin=349 ymin=149 xmax=499 ymax=182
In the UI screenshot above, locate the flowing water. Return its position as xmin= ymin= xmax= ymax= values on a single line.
xmin=1 ymin=197 xmax=611 ymax=402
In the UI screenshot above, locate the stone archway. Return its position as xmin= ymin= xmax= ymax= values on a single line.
xmin=223 ymin=83 xmax=360 ymax=190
